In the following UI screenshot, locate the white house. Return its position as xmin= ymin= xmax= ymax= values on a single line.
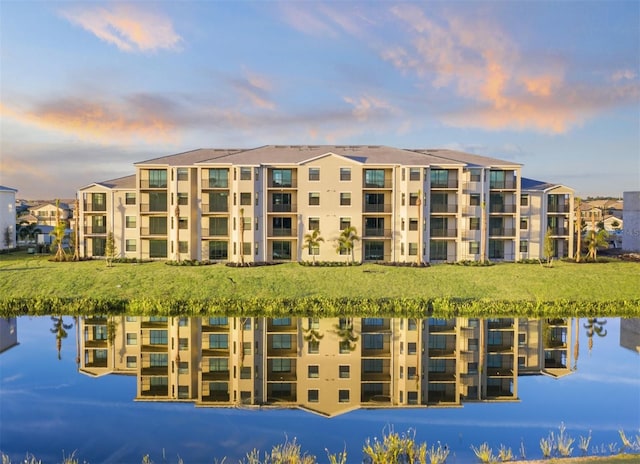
xmin=0 ymin=185 xmax=18 ymax=250
xmin=623 ymin=191 xmax=640 ymax=252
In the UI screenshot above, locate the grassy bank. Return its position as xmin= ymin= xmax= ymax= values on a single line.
xmin=1 ymin=252 xmax=639 ymax=316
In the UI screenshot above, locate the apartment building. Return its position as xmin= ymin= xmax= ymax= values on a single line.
xmin=76 ymin=316 xmax=575 ymax=416
xmin=0 ymin=185 xmax=17 ymax=250
xmin=78 ymin=145 xmax=574 ymax=263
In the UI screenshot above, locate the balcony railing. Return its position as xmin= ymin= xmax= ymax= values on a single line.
xmin=84 ymin=226 xmax=106 ymax=235
xmin=202 ymin=370 xmax=230 ymax=381
xmin=268 ymin=228 xmax=297 ymax=237
xmin=363 ymin=204 xmax=392 ymax=213
xmin=268 ymin=203 xmax=297 ymax=213
xmin=489 ymin=228 xmax=515 ymax=237
xmin=140 ymin=204 xmax=168 ymax=213
xmin=140 ymin=228 xmax=167 ymax=236
xmin=431 ymin=180 xmax=458 ymax=189
xmin=140 ymin=180 xmax=167 ymax=189
xmin=489 ymin=204 xmax=517 ymax=214
xmin=363 ymin=180 xmax=393 ymax=189
xmin=430 ymin=204 xmax=458 ymax=214
xmin=268 ymin=179 xmax=297 ymax=189
xmin=548 ymin=205 xmax=570 ymax=213
xmin=202 ymin=228 xmax=228 ymax=237
xmin=201 ymin=180 xmax=229 ymax=189
xmin=201 ymin=204 xmax=229 ymax=214
xmin=84 ymin=202 xmax=107 ymax=212
xmin=488 ymin=319 xmax=514 ymax=329
xmin=364 ymin=228 xmax=391 ymax=238
xmin=548 ymin=227 xmax=569 ymax=236
xmin=430 ymin=229 xmax=458 ymax=238
xmin=463 ymin=181 xmax=480 ymax=193
xmin=490 ymin=180 xmax=517 ymax=190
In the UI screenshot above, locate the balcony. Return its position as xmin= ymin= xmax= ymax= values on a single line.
xmin=489 ymin=204 xmax=517 ymax=214
xmin=429 ymin=348 xmax=456 ymax=358
xmin=463 ymin=205 xmax=480 ymax=216
xmin=363 ymin=228 xmax=391 ymax=238
xmin=140 ymin=204 xmax=168 ymax=213
xmin=202 ymin=347 xmax=230 ymax=357
xmin=463 ymin=181 xmax=480 ymax=193
xmin=489 ymin=228 xmax=515 ymax=237
xmin=429 ymin=320 xmax=456 ymax=332
xmin=141 ymin=366 xmax=169 ymax=376
xmin=267 ymin=370 xmax=297 ymax=382
xmin=140 ymin=180 xmax=167 ymax=189
xmin=362 ymin=371 xmax=391 ymax=382
xmin=202 ymin=370 xmax=230 ymax=381
xmin=201 ymin=180 xmax=229 ymax=189
xmin=548 ymin=204 xmax=570 ymax=213
xmin=84 ymin=226 xmax=106 ymax=235
xmin=361 ymin=347 xmax=391 ymax=357
xmin=430 ymin=204 xmax=458 ymax=214
xmin=361 ymin=319 xmax=391 ymax=332
xmin=268 ymin=203 xmax=297 ymax=213
xmin=268 ymin=180 xmax=297 ymax=189
xmin=548 ymin=227 xmax=569 ymax=236
xmin=363 ymin=204 xmax=392 ymax=213
xmin=363 ymin=180 xmax=392 ymax=189
xmin=489 ymin=180 xmax=517 ymax=190
xmin=83 ymin=202 xmax=106 ymax=212
xmin=430 ymin=229 xmax=458 ymax=238
xmin=268 ymin=227 xmax=297 ymax=237
xmin=428 ymin=372 xmax=456 ymax=382
xmin=487 ymin=319 xmax=514 ymax=329
xmin=431 ymin=180 xmax=458 ymax=189
xmin=84 ymin=316 xmax=107 ymax=325
xmin=201 ymin=204 xmax=228 ymax=214
xmin=487 ymin=343 xmax=514 ymax=354
xmin=486 ymin=367 xmax=514 ymax=377
xmin=201 ymin=228 xmax=228 ymax=238
xmin=140 ymin=228 xmax=167 ymax=237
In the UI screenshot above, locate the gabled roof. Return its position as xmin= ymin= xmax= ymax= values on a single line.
xmin=135 ymin=148 xmax=242 ymax=166
xmin=521 ymin=177 xmax=573 ymax=193
xmin=413 ymin=149 xmax=522 ymax=168
xmin=29 ymin=201 xmax=70 ymax=211
xmin=79 ymin=175 xmax=136 ymax=191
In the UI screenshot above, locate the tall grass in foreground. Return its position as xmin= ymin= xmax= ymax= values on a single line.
xmin=2 ymin=425 xmax=639 ymax=463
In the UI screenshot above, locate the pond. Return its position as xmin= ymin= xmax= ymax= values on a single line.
xmin=0 ymin=316 xmax=638 ymax=463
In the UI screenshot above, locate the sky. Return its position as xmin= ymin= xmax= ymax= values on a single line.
xmin=1 ymin=0 xmax=638 ymax=200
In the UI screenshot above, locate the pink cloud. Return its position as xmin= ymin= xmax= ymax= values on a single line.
xmin=60 ymin=4 xmax=182 ymax=52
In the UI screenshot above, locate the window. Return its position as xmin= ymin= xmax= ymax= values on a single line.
xmin=364 ymin=241 xmax=384 ymax=260
xmin=126 ymin=239 xmax=136 ymax=252
xmin=242 ymin=217 xmax=251 ymax=231
xmin=149 ymin=192 xmax=167 ymax=212
xmin=408 ymin=242 xmax=418 ymax=255
xmin=308 ymin=167 xmax=320 ymax=181
xmin=308 ymin=365 xmax=319 ymax=378
xmin=339 ymin=365 xmax=350 ymax=378
xmin=177 ymin=193 xmax=188 ymax=206
xmin=340 ymin=192 xmax=351 ymax=206
xmin=242 ymin=242 xmax=251 ymax=255
xmin=208 ymin=192 xmax=228 ymax=212
xmin=178 ymin=362 xmax=188 ymax=374
xmin=408 ymin=319 xmax=417 ymax=330
xmin=520 ymin=240 xmax=528 ymax=253
xmin=363 ymin=359 xmax=383 ymax=373
xmin=272 ymin=358 xmax=291 ymax=372
xmin=209 ymin=358 xmax=228 ymax=372
xmin=240 ymin=192 xmax=251 ymax=205
xmin=150 ymin=330 xmax=168 ymax=345
xmin=240 ymin=167 xmax=252 ymax=180
xmin=364 ymin=169 xmax=385 ymax=188
xmin=178 ymin=317 xmax=188 ymax=326
xmin=272 ymin=317 xmax=291 ymax=326
xmin=520 ymin=194 xmax=529 ymax=207
xmin=126 ymin=333 xmax=137 ymax=345
xmin=340 ymin=168 xmax=351 ymax=181
xmin=125 ymin=193 xmax=136 ymax=205
xmin=177 ymin=168 xmax=188 ymax=181
xmin=179 ymin=338 xmax=188 ymax=351
xmin=179 ymin=241 xmax=188 ymax=253
xmin=489 ymin=170 xmax=507 ymax=189
xmin=308 ymin=340 xmax=319 ymax=353
xmin=469 ymin=217 xmax=480 ymax=230
xmin=431 ymin=169 xmax=449 ymax=188
xmin=178 ymin=217 xmax=188 ymax=229
xmin=363 ymin=334 xmax=384 ymax=350
xmin=149 ymin=240 xmax=167 ymax=258
xmin=150 ymin=353 xmax=168 ymax=367
xmin=272 ymin=169 xmax=292 ymax=187
xmin=409 ymin=218 xmax=418 ymax=231
xmin=409 ymin=168 xmax=420 ymax=181
xmin=308 ymin=389 xmax=319 ymax=402
xmin=126 ymin=356 xmax=137 ymax=368
xmin=339 ymin=390 xmax=350 ymax=403
xmin=408 ymin=367 xmax=417 ymax=379
xmin=407 ymin=391 xmax=418 ymax=404
xmin=272 ymin=241 xmax=291 ymax=260
xmin=209 ymin=241 xmax=228 ymax=260
xmin=271 ymin=192 xmax=291 ymax=212
xmin=520 ymin=218 xmax=528 ymax=230
xmin=519 ymin=333 xmax=526 ymax=346
xmin=209 ymin=334 xmax=228 ymax=349
xmin=208 ymin=169 xmax=229 ymax=188
xmin=149 ymin=169 xmax=167 ymax=188
xmin=469 ymin=241 xmax=480 ymax=254
xmin=470 ymin=194 xmax=481 ymax=206
xmin=241 ymin=367 xmax=251 ymax=379
xmin=308 ymin=217 xmax=320 ymax=231
xmin=409 ymin=192 xmax=419 ymax=206
xmin=272 ymin=334 xmax=292 ymax=349
xmin=149 ymin=217 xmax=167 ymax=235
xmin=339 ymin=218 xmax=351 ymax=231
xmin=489 ymin=240 xmax=504 ymax=259
xmin=408 ymin=342 xmax=417 ymax=354
xmin=243 ymin=342 xmax=251 ymax=355
xmin=430 ymin=241 xmax=447 ymax=260
xmin=309 ymin=192 xmax=320 ymax=206
xmin=209 ymin=217 xmax=228 ymax=236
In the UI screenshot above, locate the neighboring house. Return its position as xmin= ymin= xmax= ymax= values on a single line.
xmin=622 ymin=191 xmax=640 ymax=252
xmin=0 ymin=185 xmax=18 ymax=250
xmin=77 ymin=145 xmax=575 ymax=263
xmin=29 ymin=201 xmax=71 ymax=227
xmin=520 ymin=178 xmax=574 ymax=260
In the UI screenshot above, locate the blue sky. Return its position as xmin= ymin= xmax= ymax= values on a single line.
xmin=1 ymin=1 xmax=638 ymax=199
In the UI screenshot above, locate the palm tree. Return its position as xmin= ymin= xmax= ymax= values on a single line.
xmin=336 ymin=226 xmax=359 ymax=265
xmin=51 ymin=316 xmax=73 ymax=360
xmin=303 ymin=228 xmax=324 ymax=264
xmin=51 ymin=199 xmax=68 ymax=261
xmin=583 ymin=318 xmax=607 ymax=355
xmin=18 ymin=223 xmax=41 ymax=244
xmin=586 ymin=228 xmax=608 ymax=261
xmin=334 ymin=317 xmax=358 ymax=352
xmin=574 ymin=198 xmax=582 ymax=263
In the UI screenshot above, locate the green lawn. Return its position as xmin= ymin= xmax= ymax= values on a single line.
xmin=1 ymin=252 xmax=639 ymax=316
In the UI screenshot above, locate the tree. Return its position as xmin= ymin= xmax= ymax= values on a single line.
xmin=51 ymin=199 xmax=68 ymax=261
xmin=586 ymin=229 xmax=608 ymax=261
xmin=336 ymin=226 xmax=359 ymax=265
xmin=303 ymin=228 xmax=324 ymax=264
xmin=51 ymin=316 xmax=73 ymax=360
xmin=18 ymin=223 xmax=41 ymax=244
xmin=584 ymin=318 xmax=607 ymax=355
xmin=334 ymin=317 xmax=358 ymax=352
xmin=105 ymin=231 xmax=117 ymax=267
xmin=542 ymin=227 xmax=554 ymax=268
xmin=574 ymin=198 xmax=582 ymax=263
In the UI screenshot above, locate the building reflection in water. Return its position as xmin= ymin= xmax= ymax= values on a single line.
xmin=77 ymin=316 xmax=575 ymax=417
xmin=0 ymin=317 xmax=18 ymax=354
